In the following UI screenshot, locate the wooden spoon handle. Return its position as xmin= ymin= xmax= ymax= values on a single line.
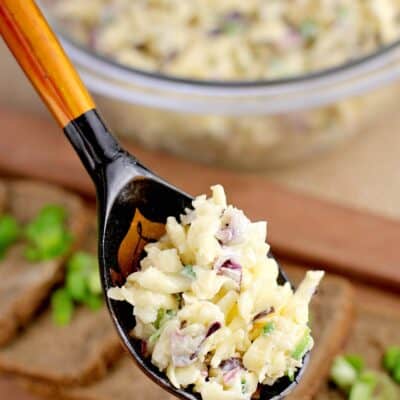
xmin=0 ymin=0 xmax=95 ymax=127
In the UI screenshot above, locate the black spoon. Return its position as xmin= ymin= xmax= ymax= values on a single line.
xmin=0 ymin=1 xmax=308 ymax=398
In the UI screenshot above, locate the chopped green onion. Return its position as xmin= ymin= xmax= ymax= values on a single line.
xmin=0 ymin=215 xmax=20 ymax=258
xmin=150 ymin=308 xmax=176 ymax=342
xmin=383 ymin=346 xmax=400 ymax=373
xmin=262 ymin=321 xmax=275 ymax=336
xmin=166 ymin=309 xmax=177 ymax=318
xmin=66 ymin=252 xmax=101 ymax=303
xmin=88 ymin=270 xmax=102 ymax=294
xmin=299 ymin=19 xmax=318 ymax=40
xmin=330 ymin=356 xmax=358 ymax=390
xmin=51 ymin=251 xmax=102 ymax=325
xmin=360 ymin=371 xmax=378 ymax=386
xmin=154 ymin=308 xmax=176 ymax=330
xmin=68 ymin=252 xmax=98 ymax=273
xmin=24 ymin=205 xmax=72 ymax=261
xmin=241 ymin=378 xmax=247 ymax=394
xmin=66 ymin=269 xmax=88 ymax=302
xmin=349 ymin=381 xmax=374 ymax=400
xmin=41 ymin=205 xmax=66 ymax=222
xmin=383 ymin=346 xmax=400 ymax=384
xmin=393 ymin=363 xmax=400 ymax=384
xmin=344 ymin=355 xmax=364 ymax=375
xmin=374 ymin=372 xmax=399 ymax=399
xmin=84 ymin=294 xmax=103 ymax=311
xmin=51 ymin=288 xmax=74 ymax=326
xmin=286 ymin=370 xmax=295 ymax=382
xmin=154 ymin=308 xmax=166 ymax=330
xmin=181 ymin=265 xmax=196 ymax=279
xmin=349 ymin=372 xmax=377 ymax=400
xmin=149 ymin=308 xmax=176 ymax=344
xmin=292 ymin=331 xmax=311 ymax=360
xmin=149 ymin=330 xmax=161 ymax=345
xmin=331 ymin=354 xmax=399 ymax=399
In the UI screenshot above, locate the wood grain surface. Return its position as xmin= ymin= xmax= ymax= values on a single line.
xmin=0 ymin=107 xmax=399 ymax=290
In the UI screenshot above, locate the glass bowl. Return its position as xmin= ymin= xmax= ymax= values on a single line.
xmin=56 ymin=32 xmax=400 ymax=169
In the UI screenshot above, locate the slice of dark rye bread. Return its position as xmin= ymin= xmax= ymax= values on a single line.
xmin=0 ymin=180 xmax=89 ymax=346
xmin=315 ymin=303 xmax=400 ymax=399
xmin=23 ymin=355 xmax=177 ymax=400
xmin=21 ymin=266 xmax=354 ymax=400
xmin=0 ymin=218 xmax=123 ymax=386
xmin=1 ymin=306 xmax=123 ymax=386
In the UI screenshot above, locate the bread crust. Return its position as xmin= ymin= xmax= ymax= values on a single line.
xmin=22 ymin=355 xmax=176 ymax=400
xmin=0 ymin=307 xmax=123 ymax=385
xmin=0 ymin=197 xmax=123 ymax=385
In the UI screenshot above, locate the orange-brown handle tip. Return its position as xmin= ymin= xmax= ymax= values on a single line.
xmin=0 ymin=0 xmax=95 ymax=127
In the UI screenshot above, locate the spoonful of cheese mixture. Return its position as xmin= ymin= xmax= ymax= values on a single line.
xmin=108 ymin=185 xmax=324 ymax=400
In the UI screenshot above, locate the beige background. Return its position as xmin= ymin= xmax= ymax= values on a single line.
xmin=1 ymin=39 xmax=399 ymax=220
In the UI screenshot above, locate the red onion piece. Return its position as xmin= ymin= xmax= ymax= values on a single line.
xmin=253 ymin=307 xmax=275 ymax=322
xmin=215 ymin=256 xmax=242 ymax=286
xmin=223 ymin=367 xmax=241 ymax=384
xmin=216 ymin=208 xmax=249 ymax=245
xmin=140 ymin=340 xmax=148 ymax=357
xmin=206 ymin=322 xmax=221 ymax=338
xmin=220 ymin=358 xmax=243 ymax=384
xmin=220 ymin=357 xmax=243 ymax=372
xmin=170 ymin=330 xmax=204 ymax=367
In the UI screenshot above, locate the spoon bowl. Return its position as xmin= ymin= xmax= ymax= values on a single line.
xmin=0 ymin=1 xmax=309 ymax=398
xmin=93 ymin=144 xmax=309 ymax=399
xmin=98 ymin=157 xmax=309 ymax=400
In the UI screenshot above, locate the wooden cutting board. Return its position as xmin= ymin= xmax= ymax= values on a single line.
xmin=0 ymin=107 xmax=400 ymax=291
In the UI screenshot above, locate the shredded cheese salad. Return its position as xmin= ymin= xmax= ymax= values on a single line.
xmin=46 ymin=0 xmax=400 ymax=80
xmin=108 ymin=186 xmax=324 ymax=400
